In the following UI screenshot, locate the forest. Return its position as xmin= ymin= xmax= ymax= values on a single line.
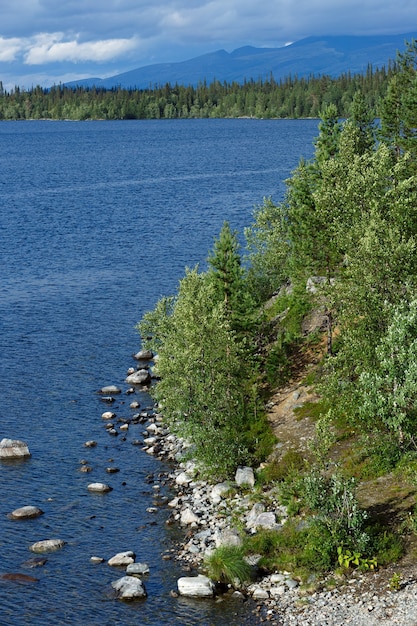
xmin=137 ymin=40 xmax=417 ymax=581
xmin=0 ymin=63 xmax=391 ymax=120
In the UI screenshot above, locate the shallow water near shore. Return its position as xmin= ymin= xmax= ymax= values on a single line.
xmin=0 ymin=118 xmax=317 ymax=625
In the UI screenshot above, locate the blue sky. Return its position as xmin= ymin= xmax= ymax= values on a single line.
xmin=1 ymin=0 xmax=417 ymax=89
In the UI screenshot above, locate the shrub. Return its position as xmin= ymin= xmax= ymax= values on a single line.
xmin=204 ymin=546 xmax=253 ymax=587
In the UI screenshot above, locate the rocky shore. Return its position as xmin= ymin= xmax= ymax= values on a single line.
xmin=139 ymin=402 xmax=417 ymax=626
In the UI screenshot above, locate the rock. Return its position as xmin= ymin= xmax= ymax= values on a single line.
xmin=251 ymin=587 xmax=269 ymax=600
xmin=99 ymin=385 xmax=121 ymax=395
xmin=235 ymin=466 xmax=255 ymax=488
xmin=251 ymin=512 xmax=280 ymax=530
xmin=246 ymin=502 xmax=265 ymax=529
xmin=214 ymin=528 xmax=243 ymax=548
xmin=125 ymin=369 xmax=151 ymax=385
xmin=175 ymin=472 xmax=192 ymax=486
xmin=87 ymin=482 xmax=112 ymax=493
xmin=101 ymin=411 xmax=115 ymax=420
xmin=133 ymin=349 xmax=153 ymax=361
xmin=22 ymin=557 xmax=47 ymax=568
xmin=111 ymin=576 xmax=147 ymax=600
xmin=210 ymin=481 xmax=232 ymax=504
xmin=0 ymin=438 xmax=31 ymax=459
xmin=84 ymin=440 xmax=97 ymax=448
xmin=180 ymin=508 xmax=199 ymax=525
xmin=126 ymin=562 xmax=150 ymax=576
xmin=108 ymin=551 xmax=136 ymax=566
xmin=90 ymin=556 xmax=105 ymax=564
xmin=177 ymin=574 xmax=215 ymax=597
xmin=30 ymin=539 xmax=65 ymax=553
xmin=0 ymin=573 xmax=39 ymax=583
xmin=9 ymin=505 xmax=44 ymax=520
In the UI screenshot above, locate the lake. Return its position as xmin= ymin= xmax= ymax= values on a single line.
xmin=0 ymin=118 xmax=318 ymax=625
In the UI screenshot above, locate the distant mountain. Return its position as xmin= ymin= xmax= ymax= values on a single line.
xmin=65 ymin=33 xmax=417 ymax=90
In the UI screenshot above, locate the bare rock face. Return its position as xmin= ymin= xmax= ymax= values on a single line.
xmin=9 ymin=506 xmax=44 ymax=520
xmin=177 ymin=574 xmax=215 ymax=597
xmin=0 ymin=438 xmax=31 ymax=459
xmin=111 ymin=576 xmax=147 ymax=600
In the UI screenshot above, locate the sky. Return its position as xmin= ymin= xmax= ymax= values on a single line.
xmin=1 ymin=0 xmax=416 ymax=90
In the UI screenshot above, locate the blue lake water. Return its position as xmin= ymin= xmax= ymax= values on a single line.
xmin=0 ymin=118 xmax=317 ymax=625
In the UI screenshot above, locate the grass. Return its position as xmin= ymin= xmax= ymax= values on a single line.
xmin=204 ymin=546 xmax=253 ymax=587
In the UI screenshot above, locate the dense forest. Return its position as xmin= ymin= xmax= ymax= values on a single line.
xmin=0 ymin=63 xmax=392 ymax=120
xmin=137 ymin=40 xmax=417 ymax=580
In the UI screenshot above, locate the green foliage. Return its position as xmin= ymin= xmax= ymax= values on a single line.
xmin=307 ymin=410 xmax=337 ymax=468
xmin=138 ymin=267 xmax=253 ymax=479
xmin=258 ymin=448 xmax=307 ymax=484
xmin=0 ymin=67 xmax=391 ymax=121
xmin=389 ymin=572 xmax=402 ymax=591
xmin=337 ymin=546 xmax=377 ymax=571
xmin=204 ymin=546 xmax=253 ymax=586
xmin=357 ymin=300 xmax=417 ymax=442
xmin=244 ymin=197 xmax=290 ymax=301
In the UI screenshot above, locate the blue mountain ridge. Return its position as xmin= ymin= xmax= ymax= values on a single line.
xmin=65 ymin=33 xmax=417 ymax=90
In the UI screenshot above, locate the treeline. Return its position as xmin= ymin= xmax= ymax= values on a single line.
xmin=0 ymin=64 xmax=392 ymax=121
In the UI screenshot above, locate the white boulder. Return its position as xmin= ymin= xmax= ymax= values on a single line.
xmin=177 ymin=574 xmax=214 ymax=597
xmin=108 ymin=551 xmax=135 ymax=567
xmin=0 ymin=438 xmax=31 ymax=459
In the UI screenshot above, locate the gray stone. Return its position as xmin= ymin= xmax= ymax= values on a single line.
xmin=0 ymin=438 xmax=31 ymax=459
xmin=125 ymin=369 xmax=151 ymax=385
xmin=9 ymin=505 xmax=44 ymax=520
xmin=235 ymin=466 xmax=255 ymax=488
xmin=30 ymin=539 xmax=65 ymax=553
xmin=111 ymin=576 xmax=147 ymax=600
xmin=251 ymin=587 xmax=269 ymax=600
xmin=210 ymin=481 xmax=232 ymax=504
xmin=177 ymin=574 xmax=214 ymax=597
xmin=180 ymin=508 xmax=199 ymax=525
xmin=246 ymin=502 xmax=266 ymax=528
xmin=108 ymin=551 xmax=135 ymax=566
xmin=126 ymin=562 xmax=150 ymax=576
xmin=99 ymin=385 xmax=121 ymax=395
xmin=134 ymin=350 xmax=153 ymax=360
xmin=214 ymin=528 xmax=243 ymax=548
xmin=251 ymin=512 xmax=279 ymax=530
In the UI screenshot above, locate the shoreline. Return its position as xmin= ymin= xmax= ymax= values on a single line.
xmin=138 ymin=401 xmax=417 ymax=626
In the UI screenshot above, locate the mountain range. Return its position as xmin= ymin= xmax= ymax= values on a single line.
xmin=65 ymin=33 xmax=417 ymax=90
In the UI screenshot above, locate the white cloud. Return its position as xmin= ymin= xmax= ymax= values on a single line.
xmin=23 ymin=33 xmax=139 ymax=64
xmin=0 ymin=36 xmax=24 ymax=61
